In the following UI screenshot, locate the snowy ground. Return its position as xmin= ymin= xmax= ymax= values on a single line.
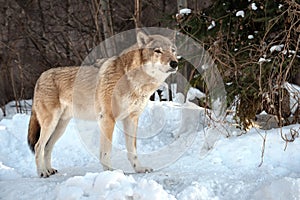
xmin=1 ymin=101 xmax=300 ymax=200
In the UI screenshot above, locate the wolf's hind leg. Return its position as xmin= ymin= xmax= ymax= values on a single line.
xmin=35 ymin=109 xmax=62 ymax=178
xmin=123 ymin=115 xmax=153 ymax=173
xmin=44 ymin=115 xmax=71 ymax=175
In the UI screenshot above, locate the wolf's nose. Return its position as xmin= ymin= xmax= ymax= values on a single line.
xmin=170 ymin=61 xmax=178 ymax=69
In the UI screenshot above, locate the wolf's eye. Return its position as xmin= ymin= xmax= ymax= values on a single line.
xmin=154 ymin=48 xmax=162 ymax=54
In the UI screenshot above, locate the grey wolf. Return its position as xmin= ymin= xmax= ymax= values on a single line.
xmin=27 ymin=31 xmax=178 ymax=177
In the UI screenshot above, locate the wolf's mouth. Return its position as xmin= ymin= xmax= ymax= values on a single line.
xmin=166 ymin=68 xmax=177 ymax=73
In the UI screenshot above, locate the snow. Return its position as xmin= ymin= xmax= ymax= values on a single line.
xmin=283 ymin=82 xmax=300 ymax=114
xmin=186 ymin=87 xmax=205 ymax=102
xmin=251 ymin=3 xmax=258 ymax=11
xmin=201 ymin=64 xmax=209 ymax=70
xmin=279 ymin=4 xmax=284 ymax=9
xmin=57 ymin=171 xmax=176 ymax=200
xmin=270 ymin=44 xmax=284 ymax=53
xmin=177 ymin=182 xmax=218 ymax=200
xmin=208 ymin=21 xmax=216 ymax=30
xmin=236 ymin=10 xmax=245 ymax=18
xmin=179 ymin=8 xmax=191 ymax=15
xmin=258 ymin=57 xmax=271 ymax=63
xmin=253 ymin=177 xmax=300 ymax=199
xmin=1 ymin=100 xmax=300 ymax=199
xmin=248 ymin=35 xmax=254 ymax=39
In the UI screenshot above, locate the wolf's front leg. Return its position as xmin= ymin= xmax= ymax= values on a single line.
xmin=123 ymin=115 xmax=153 ymax=173
xmin=99 ymin=115 xmax=115 ymax=171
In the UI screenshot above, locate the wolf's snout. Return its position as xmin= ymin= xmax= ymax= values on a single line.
xmin=170 ymin=61 xmax=178 ymax=69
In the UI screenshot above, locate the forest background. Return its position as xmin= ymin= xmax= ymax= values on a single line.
xmin=0 ymin=0 xmax=299 ymax=129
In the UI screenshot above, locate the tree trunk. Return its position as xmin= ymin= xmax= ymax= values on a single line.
xmin=100 ymin=0 xmax=115 ymax=57
xmin=134 ymin=0 xmax=142 ymax=28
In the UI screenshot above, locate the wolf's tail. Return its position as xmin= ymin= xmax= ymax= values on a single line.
xmin=28 ymin=107 xmax=40 ymax=153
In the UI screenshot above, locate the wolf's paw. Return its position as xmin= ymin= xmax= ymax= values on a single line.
xmin=38 ymin=168 xmax=58 ymax=178
xmin=48 ymin=168 xmax=58 ymax=175
xmin=134 ymin=166 xmax=153 ymax=173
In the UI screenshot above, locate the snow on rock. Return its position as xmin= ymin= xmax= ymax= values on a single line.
xmin=248 ymin=35 xmax=254 ymax=39
xmin=57 ymin=170 xmax=175 ymax=200
xmin=236 ymin=10 xmax=245 ymax=18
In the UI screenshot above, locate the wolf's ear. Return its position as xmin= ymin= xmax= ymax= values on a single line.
xmin=137 ymin=31 xmax=151 ymax=47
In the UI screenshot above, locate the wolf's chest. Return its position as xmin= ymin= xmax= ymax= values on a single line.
xmin=111 ymin=74 xmax=160 ymax=120
xmin=113 ymin=88 xmax=151 ymax=120
xmin=124 ymin=91 xmax=149 ymax=110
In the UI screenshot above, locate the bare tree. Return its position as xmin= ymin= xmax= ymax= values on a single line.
xmin=134 ymin=0 xmax=142 ymax=28
xmin=0 ymin=0 xmax=178 ymax=115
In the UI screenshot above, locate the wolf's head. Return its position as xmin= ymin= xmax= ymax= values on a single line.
xmin=137 ymin=31 xmax=178 ymax=81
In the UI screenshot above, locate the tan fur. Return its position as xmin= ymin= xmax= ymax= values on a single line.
xmin=28 ymin=32 xmax=178 ymax=177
